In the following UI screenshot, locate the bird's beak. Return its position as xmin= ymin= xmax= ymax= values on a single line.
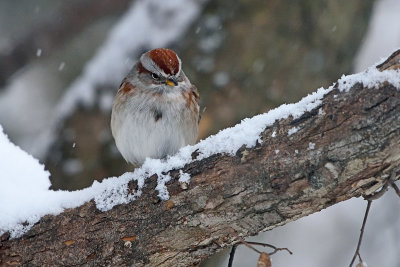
xmin=165 ymin=77 xmax=178 ymax=86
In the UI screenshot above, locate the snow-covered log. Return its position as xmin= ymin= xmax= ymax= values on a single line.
xmin=1 ymin=50 xmax=400 ymax=266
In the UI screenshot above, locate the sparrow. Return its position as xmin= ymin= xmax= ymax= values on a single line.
xmin=111 ymin=48 xmax=200 ymax=166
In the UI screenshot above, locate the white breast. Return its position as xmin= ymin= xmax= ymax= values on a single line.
xmin=111 ymin=90 xmax=198 ymax=166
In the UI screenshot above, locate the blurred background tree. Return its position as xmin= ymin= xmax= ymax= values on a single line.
xmin=0 ymin=0 xmax=399 ymax=266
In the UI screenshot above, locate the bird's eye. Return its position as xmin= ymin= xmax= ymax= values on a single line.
xmin=151 ymin=73 xmax=160 ymax=80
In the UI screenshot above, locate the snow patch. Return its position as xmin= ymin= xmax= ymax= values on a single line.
xmin=178 ymin=170 xmax=191 ymax=184
xmin=338 ymin=67 xmax=400 ymax=92
xmin=288 ymin=127 xmax=299 ymax=136
xmin=308 ymin=142 xmax=315 ymax=150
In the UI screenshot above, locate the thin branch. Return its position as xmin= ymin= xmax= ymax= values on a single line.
xmin=237 ymin=239 xmax=263 ymax=254
xmin=364 ymin=180 xmax=390 ymax=201
xmin=349 ymin=200 xmax=372 ymax=267
xmin=227 ymin=240 xmax=261 ymax=267
xmin=246 ymin=241 xmax=293 ymax=255
xmin=389 ymin=169 xmax=400 ymax=197
xmin=357 ymin=252 xmax=364 ymax=264
xmin=227 ymin=238 xmax=293 ymax=267
xmin=227 ymin=244 xmax=238 ymax=267
xmin=391 ymin=182 xmax=400 ymax=197
xmin=363 ymin=169 xmax=399 ymax=201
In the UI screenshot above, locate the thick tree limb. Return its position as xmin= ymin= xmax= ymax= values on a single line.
xmin=1 ymin=50 xmax=400 ymax=266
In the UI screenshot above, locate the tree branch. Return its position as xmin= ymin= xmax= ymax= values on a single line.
xmin=348 ymin=200 xmax=372 ymax=267
xmin=1 ymin=50 xmax=400 ymax=266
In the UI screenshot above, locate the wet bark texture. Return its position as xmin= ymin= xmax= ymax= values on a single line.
xmin=1 ymin=50 xmax=400 ymax=266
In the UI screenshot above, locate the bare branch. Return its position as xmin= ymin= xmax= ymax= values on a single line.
xmin=227 ymin=239 xmax=292 ymax=267
xmin=349 ymin=200 xmax=372 ymax=267
xmin=246 ymin=242 xmax=293 ymax=256
xmin=228 ymin=244 xmax=238 ymax=267
xmin=391 ymin=182 xmax=400 ymax=197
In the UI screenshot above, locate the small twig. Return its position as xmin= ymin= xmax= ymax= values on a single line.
xmin=389 ymin=168 xmax=400 ymax=197
xmin=364 ymin=180 xmax=389 ymax=200
xmin=227 ymin=235 xmax=293 ymax=267
xmin=246 ymin=241 xmax=293 ymax=255
xmin=228 ymin=244 xmax=238 ymax=267
xmin=364 ymin=169 xmax=399 ymax=201
xmin=228 ymin=241 xmax=260 ymax=267
xmin=357 ymin=252 xmax=364 ymax=264
xmin=237 ymin=239 xmax=262 ymax=254
xmin=391 ymin=182 xmax=400 ymax=197
xmin=349 ymin=200 xmax=372 ymax=267
xmin=349 ymin=169 xmax=398 ymax=266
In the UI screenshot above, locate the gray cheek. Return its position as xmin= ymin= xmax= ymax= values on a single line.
xmin=140 ymin=74 xmax=168 ymax=91
xmin=139 ymin=74 xmax=154 ymax=86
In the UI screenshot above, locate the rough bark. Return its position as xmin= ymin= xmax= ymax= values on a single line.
xmin=1 ymin=50 xmax=400 ymax=266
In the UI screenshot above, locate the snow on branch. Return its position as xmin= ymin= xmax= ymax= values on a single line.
xmin=1 ymin=49 xmax=400 ymax=266
xmin=1 ymin=49 xmax=400 ymax=240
